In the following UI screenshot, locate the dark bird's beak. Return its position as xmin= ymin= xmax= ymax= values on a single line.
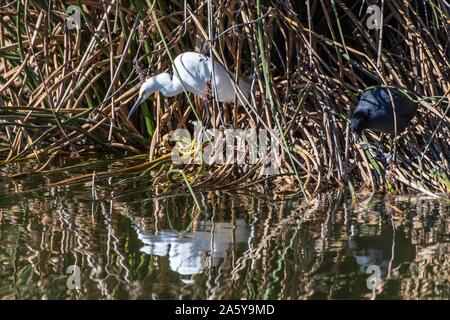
xmin=128 ymin=95 xmax=144 ymax=119
xmin=352 ymin=131 xmax=361 ymax=143
xmin=349 ymin=122 xmax=361 ymax=141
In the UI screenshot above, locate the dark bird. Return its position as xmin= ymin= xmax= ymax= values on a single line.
xmin=350 ymin=87 xmax=418 ymax=136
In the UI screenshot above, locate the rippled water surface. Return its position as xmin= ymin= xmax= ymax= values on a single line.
xmin=0 ymin=163 xmax=449 ymax=299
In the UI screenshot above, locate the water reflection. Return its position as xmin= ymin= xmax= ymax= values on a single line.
xmin=135 ymin=219 xmax=250 ymax=277
xmin=0 ymin=166 xmax=448 ymax=299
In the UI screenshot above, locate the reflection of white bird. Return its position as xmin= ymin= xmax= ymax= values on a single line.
xmin=128 ymin=52 xmax=251 ymax=122
xmin=136 ymin=219 xmax=249 ymax=277
xmin=348 ymin=239 xmax=389 ymax=277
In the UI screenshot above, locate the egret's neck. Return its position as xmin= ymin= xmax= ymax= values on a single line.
xmin=154 ymin=73 xmax=183 ymax=97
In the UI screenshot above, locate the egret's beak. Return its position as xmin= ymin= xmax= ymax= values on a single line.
xmin=128 ymin=95 xmax=144 ymax=119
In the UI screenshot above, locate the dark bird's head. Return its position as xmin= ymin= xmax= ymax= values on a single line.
xmin=350 ymin=111 xmax=368 ymax=135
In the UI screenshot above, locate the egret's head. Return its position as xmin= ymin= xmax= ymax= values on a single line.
xmin=128 ymin=77 xmax=158 ymax=119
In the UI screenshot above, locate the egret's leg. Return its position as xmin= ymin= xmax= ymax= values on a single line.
xmin=203 ymin=83 xmax=213 ymax=128
xmin=217 ymin=104 xmax=226 ymax=128
xmin=203 ymin=100 xmax=211 ymax=129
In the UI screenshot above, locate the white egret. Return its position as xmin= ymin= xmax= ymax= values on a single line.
xmin=128 ymin=52 xmax=251 ymax=123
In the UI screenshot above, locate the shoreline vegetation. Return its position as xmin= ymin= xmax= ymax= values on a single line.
xmin=0 ymin=1 xmax=449 ymax=198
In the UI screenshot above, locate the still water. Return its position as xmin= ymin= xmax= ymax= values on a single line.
xmin=0 ymin=163 xmax=449 ymax=299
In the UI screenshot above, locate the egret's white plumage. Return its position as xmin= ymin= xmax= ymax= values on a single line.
xmin=129 ymin=52 xmax=251 ymax=118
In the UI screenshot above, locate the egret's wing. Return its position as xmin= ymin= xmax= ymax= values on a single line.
xmin=211 ymin=61 xmax=251 ymax=105
xmin=172 ymin=52 xmax=250 ymax=105
xmin=172 ymin=52 xmax=212 ymax=97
